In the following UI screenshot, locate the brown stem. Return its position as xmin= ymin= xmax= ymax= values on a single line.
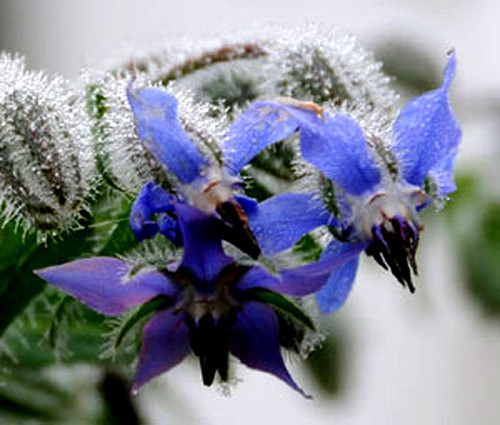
xmin=122 ymin=42 xmax=268 ymax=84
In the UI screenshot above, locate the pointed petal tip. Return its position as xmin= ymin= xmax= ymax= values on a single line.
xmin=133 ymin=309 xmax=190 ymax=392
xmin=313 ymin=243 xmax=361 ymax=314
xmin=443 ymin=49 xmax=457 ymax=90
xmin=130 ymin=377 xmax=146 ymax=394
xmin=35 ymin=257 xmax=177 ymax=316
xmin=288 ymin=378 xmax=312 ymax=399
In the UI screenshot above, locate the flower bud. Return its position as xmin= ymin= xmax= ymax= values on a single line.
xmin=0 ymin=54 xmax=96 ymax=238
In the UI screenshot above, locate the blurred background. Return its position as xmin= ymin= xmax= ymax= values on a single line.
xmin=0 ymin=0 xmax=499 ymax=424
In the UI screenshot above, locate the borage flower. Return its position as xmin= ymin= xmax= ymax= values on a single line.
xmin=231 ymin=52 xmax=461 ymax=313
xmin=125 ymin=82 xmax=323 ymax=259
xmin=36 ymin=84 xmax=348 ymax=395
xmin=36 ymin=199 xmax=345 ymax=395
xmin=126 ymin=86 xmax=257 ymax=259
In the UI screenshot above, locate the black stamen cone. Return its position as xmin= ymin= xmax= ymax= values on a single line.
xmin=186 ymin=311 xmax=237 ymax=386
xmin=366 ymin=215 xmax=419 ymax=293
xmin=215 ymin=310 xmax=237 ymax=382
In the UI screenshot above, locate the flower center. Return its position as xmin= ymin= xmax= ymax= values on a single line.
xmin=182 ymin=166 xmax=261 ymax=259
xmin=172 ymin=264 xmax=249 ymax=386
xmin=355 ymin=185 xmax=426 ymax=292
xmin=184 ymin=167 xmax=238 ymax=214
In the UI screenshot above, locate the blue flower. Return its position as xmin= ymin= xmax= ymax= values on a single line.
xmin=36 ymin=85 xmax=356 ymax=395
xmin=36 ymin=198 xmax=347 ymax=395
xmin=125 ymin=82 xmax=326 ymax=259
xmin=231 ymin=52 xmax=461 ymax=313
xmin=126 ymin=85 xmax=292 ymax=260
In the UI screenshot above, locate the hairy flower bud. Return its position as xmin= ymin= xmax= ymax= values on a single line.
xmin=0 ymin=54 xmax=96 ymax=238
xmin=263 ymin=25 xmax=398 ymax=132
xmin=82 ymin=73 xmax=171 ymax=193
xmin=83 ymin=72 xmax=227 ymax=194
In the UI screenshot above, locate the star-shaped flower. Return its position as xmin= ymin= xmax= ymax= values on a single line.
xmin=232 ymin=52 xmax=461 ymax=313
xmin=36 ymin=84 xmax=352 ymax=395
xmin=36 ymin=198 xmax=347 ymax=395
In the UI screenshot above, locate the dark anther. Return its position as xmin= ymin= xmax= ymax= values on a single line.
xmin=366 ymin=215 xmax=419 ymax=293
xmin=186 ymin=310 xmax=237 ymax=386
xmin=197 ymin=314 xmax=217 ymax=386
xmin=216 ymin=199 xmax=261 ymax=259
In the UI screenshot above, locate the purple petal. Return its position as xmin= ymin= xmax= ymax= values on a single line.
xmin=230 ymin=301 xmax=307 ymax=397
xmin=130 ymin=182 xmax=177 ymax=241
xmin=315 ymin=241 xmax=361 ymax=314
xmin=244 ymin=192 xmax=332 ymax=256
xmin=36 ymin=258 xmax=178 ymax=316
xmin=133 ymin=309 xmax=190 ymax=391
xmin=223 ymin=102 xmax=300 ymax=175
xmin=236 ymin=240 xmax=364 ymax=297
xmin=175 ymin=203 xmax=234 ymax=284
xmin=278 ymin=240 xmax=365 ymax=297
xmin=392 ymin=52 xmax=462 ymax=188
xmin=127 ymin=87 xmax=208 ymax=184
xmin=235 ymin=266 xmax=281 ymax=293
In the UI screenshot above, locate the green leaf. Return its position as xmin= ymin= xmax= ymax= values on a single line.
xmin=462 ymin=201 xmax=500 ymax=314
xmin=114 ymin=296 xmax=173 ymax=349
xmin=0 ymin=225 xmax=93 ymax=336
xmin=240 ymin=169 xmax=274 ymax=202
xmin=293 ymin=234 xmax=323 ymax=262
xmin=46 ymin=295 xmax=74 ymax=350
xmin=275 ymin=310 xmax=305 ymax=353
xmin=249 ymin=290 xmax=315 ymax=331
xmin=304 ymin=330 xmax=345 ymax=397
xmin=91 ymin=192 xmax=137 ymax=257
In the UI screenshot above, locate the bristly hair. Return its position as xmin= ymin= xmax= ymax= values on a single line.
xmin=0 ymin=53 xmax=97 ymax=241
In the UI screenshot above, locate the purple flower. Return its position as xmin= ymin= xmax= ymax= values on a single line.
xmin=231 ymin=52 xmax=461 ymax=313
xmin=36 ymin=199 xmax=349 ymax=395
xmin=37 ymin=82 xmax=361 ymax=394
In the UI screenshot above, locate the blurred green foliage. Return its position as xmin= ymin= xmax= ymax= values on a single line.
xmin=447 ymin=174 xmax=500 ymax=315
xmin=0 ymin=189 xmax=142 ymax=422
xmin=304 ymin=328 xmax=345 ymax=397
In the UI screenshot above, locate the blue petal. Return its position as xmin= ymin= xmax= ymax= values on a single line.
xmin=234 ymin=194 xmax=259 ymax=216
xmin=230 ymin=301 xmax=308 ymax=397
xmin=243 ymin=192 xmax=332 ymax=256
xmin=130 ymin=182 xmax=177 ymax=242
xmin=233 ymin=101 xmax=381 ymax=195
xmin=36 ymin=258 xmax=178 ymax=316
xmin=223 ymin=101 xmax=300 ymax=175
xmin=133 ymin=309 xmax=190 ymax=391
xmin=428 ymin=148 xmax=458 ymax=198
xmin=157 ymin=213 xmax=183 ymax=246
xmin=315 ymin=240 xmax=361 ymax=314
xmin=127 ymin=87 xmax=208 ymax=184
xmin=298 ymin=113 xmax=381 ymax=195
xmin=392 ymin=52 xmax=462 ymax=188
xmin=175 ymin=203 xmax=234 ymax=284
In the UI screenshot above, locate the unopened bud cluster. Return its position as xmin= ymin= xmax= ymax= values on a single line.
xmin=0 ymin=54 xmax=95 ymax=238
